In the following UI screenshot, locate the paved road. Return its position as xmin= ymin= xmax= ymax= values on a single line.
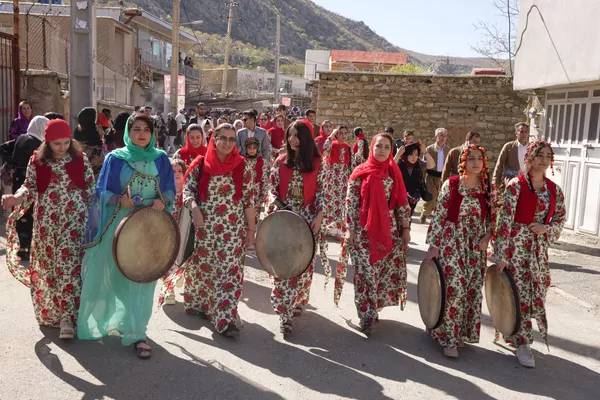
xmin=1 ymin=222 xmax=599 ymax=400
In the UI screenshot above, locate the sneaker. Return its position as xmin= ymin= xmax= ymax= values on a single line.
xmin=516 ymin=344 xmax=535 ymax=368
xmin=443 ymin=346 xmax=459 ymax=359
xmin=59 ymin=320 xmax=75 ymax=340
xmin=163 ymin=294 xmax=176 ymax=305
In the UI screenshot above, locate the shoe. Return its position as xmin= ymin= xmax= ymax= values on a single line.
xmin=221 ymin=324 xmax=240 ymax=338
xmin=59 ymin=320 xmax=75 ymax=340
xmin=443 ymin=346 xmax=459 ymax=358
xmin=419 ymin=215 xmax=427 ymax=224
xmin=134 ymin=340 xmax=152 ymax=359
xmin=280 ymin=321 xmax=292 ymax=338
xmin=516 ymin=344 xmax=535 ymax=368
xmin=164 ymin=293 xmax=176 ymax=305
xmin=360 ymin=317 xmax=373 ymax=337
xmin=293 ymin=306 xmax=303 ymax=317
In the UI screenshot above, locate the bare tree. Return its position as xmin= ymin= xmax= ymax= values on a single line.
xmin=472 ymin=0 xmax=519 ymax=75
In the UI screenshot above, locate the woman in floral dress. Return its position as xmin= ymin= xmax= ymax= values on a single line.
xmin=2 ymin=119 xmax=94 ymax=339
xmin=344 ymin=133 xmax=411 ymax=335
xmin=243 ymin=136 xmax=270 ymax=222
xmin=314 ymin=120 xmax=333 ymax=155
xmin=182 ymin=123 xmax=257 ymax=338
xmin=493 ymin=140 xmax=565 ymax=368
xmin=319 ymin=126 xmax=353 ymax=301
xmin=160 ymin=158 xmax=188 ymax=306
xmin=77 ymin=115 xmax=175 ymax=359
xmin=269 ymin=120 xmax=325 ymax=337
xmin=351 ymin=126 xmax=369 ymax=168
xmin=424 ymin=145 xmax=492 ymax=358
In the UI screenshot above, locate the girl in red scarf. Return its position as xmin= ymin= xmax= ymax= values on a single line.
xmin=174 ymin=124 xmax=207 ymax=166
xmin=314 ymin=120 xmax=333 ymax=155
xmin=2 ymin=119 xmax=94 ymax=339
xmin=493 ymin=140 xmax=565 ymax=368
xmin=318 ymin=126 xmax=353 ymax=300
xmin=352 ymin=126 xmax=369 ymax=167
xmin=344 ymin=133 xmax=410 ymax=335
xmin=424 ymin=145 xmax=492 ymax=359
xmin=267 ymin=114 xmax=286 ymax=157
xmin=181 ymin=123 xmax=257 ymax=338
xmin=268 ymin=120 xmax=325 ymax=337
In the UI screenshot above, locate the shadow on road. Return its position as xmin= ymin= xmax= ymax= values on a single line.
xmin=34 ymin=327 xmax=282 ymax=400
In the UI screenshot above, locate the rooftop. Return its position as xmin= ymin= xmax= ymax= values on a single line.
xmin=330 ymin=49 xmax=408 ymax=65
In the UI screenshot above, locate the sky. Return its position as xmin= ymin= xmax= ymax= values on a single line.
xmin=311 ymin=0 xmax=511 ymax=58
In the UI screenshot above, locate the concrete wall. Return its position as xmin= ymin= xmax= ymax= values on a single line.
xmin=304 ymin=49 xmax=330 ymax=80
xmin=514 ymin=0 xmax=600 ymax=90
xmin=20 ymin=70 xmax=68 ymax=119
xmin=314 ymin=72 xmax=528 ymax=163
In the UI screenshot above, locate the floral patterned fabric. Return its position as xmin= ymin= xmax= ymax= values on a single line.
xmin=352 ymin=140 xmax=367 ymax=169
xmin=268 ymin=159 xmax=325 ymax=325
xmin=344 ymin=176 xmax=411 ymax=320
xmin=181 ymin=161 xmax=256 ymax=333
xmin=492 ymin=176 xmax=565 ymax=346
xmin=245 ymin=157 xmax=270 ymax=221
xmin=425 ymin=179 xmax=490 ymax=348
xmin=5 ymin=154 xmax=94 ymax=327
xmin=159 ymin=192 xmax=185 ymax=305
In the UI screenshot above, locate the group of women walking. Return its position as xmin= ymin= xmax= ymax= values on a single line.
xmin=2 ymin=107 xmax=564 ymax=368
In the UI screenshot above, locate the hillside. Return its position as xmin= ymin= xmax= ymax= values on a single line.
xmin=123 ymin=0 xmax=499 ymax=74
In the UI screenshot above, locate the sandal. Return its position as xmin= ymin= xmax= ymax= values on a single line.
xmin=59 ymin=320 xmax=75 ymax=340
xmin=134 ymin=340 xmax=152 ymax=359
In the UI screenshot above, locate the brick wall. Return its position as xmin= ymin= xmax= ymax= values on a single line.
xmin=313 ymin=72 xmax=528 ymax=163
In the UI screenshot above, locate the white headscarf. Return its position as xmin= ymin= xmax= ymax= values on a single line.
xmin=200 ymin=118 xmax=214 ymax=142
xmin=26 ymin=115 xmax=49 ymax=142
xmin=233 ymin=119 xmax=244 ymax=132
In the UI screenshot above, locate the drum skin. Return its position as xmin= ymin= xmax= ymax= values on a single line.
xmin=417 ymin=258 xmax=445 ymax=330
xmin=113 ymin=206 xmax=180 ymax=283
xmin=485 ymin=265 xmax=520 ymax=337
xmin=255 ymin=210 xmax=315 ymax=280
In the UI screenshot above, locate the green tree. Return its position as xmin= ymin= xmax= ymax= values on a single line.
xmin=388 ymin=63 xmax=429 ymax=74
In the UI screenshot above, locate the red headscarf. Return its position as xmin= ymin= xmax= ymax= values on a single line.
xmin=178 ymin=130 xmax=207 ymax=166
xmin=327 ymin=140 xmax=351 ymax=166
xmin=277 ymin=153 xmax=320 ymax=206
xmin=268 ymin=126 xmax=285 ymax=149
xmin=185 ymin=136 xmax=245 ymax=203
xmin=350 ymin=134 xmax=408 ymax=264
xmin=315 ymin=124 xmax=329 ymax=155
xmin=353 ymin=131 xmax=366 ymax=154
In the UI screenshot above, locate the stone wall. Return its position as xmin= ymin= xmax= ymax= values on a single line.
xmin=313 ymin=72 xmax=528 ymax=163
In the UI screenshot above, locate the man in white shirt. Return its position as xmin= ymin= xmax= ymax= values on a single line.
xmin=420 ymin=128 xmax=448 ymax=223
xmin=175 ymin=109 xmax=187 ymax=147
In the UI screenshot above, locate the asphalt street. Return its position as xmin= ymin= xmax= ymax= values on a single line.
xmin=1 ymin=221 xmax=599 ymax=400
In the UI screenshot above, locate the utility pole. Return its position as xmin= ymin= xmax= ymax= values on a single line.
xmin=273 ymin=11 xmax=280 ymax=104
xmin=12 ymin=0 xmax=20 ymax=110
xmin=70 ymin=0 xmax=96 ymax=125
xmin=170 ymin=0 xmax=180 ymax=114
xmin=221 ymin=1 xmax=237 ymax=96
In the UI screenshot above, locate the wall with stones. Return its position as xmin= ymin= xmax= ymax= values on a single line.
xmin=313 ymin=72 xmax=528 ymax=164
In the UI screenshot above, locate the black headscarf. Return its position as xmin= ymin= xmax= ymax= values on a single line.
xmin=74 ymin=107 xmax=102 ymax=146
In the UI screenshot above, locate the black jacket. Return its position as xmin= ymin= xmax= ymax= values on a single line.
xmin=398 ymin=159 xmax=431 ymax=207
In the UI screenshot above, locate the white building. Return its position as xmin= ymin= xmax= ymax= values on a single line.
xmin=304 ymin=49 xmax=331 ymax=80
xmin=514 ymin=0 xmax=600 ymax=238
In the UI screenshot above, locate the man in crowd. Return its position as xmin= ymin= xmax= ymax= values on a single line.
xmin=189 ymin=102 xmax=207 ymax=125
xmin=175 ymin=108 xmax=187 ymax=146
xmin=420 ymin=127 xmax=448 ymax=223
xmin=492 ymin=122 xmax=530 ymax=192
xmin=236 ymin=109 xmax=272 ymax=162
xmin=441 ymin=130 xmax=482 ymax=182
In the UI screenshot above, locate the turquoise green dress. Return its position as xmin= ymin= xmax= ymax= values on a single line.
xmin=77 ymin=159 xmax=173 ymax=345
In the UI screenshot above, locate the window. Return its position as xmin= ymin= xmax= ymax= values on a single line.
xmin=545 ymin=89 xmax=600 ymax=144
xmin=589 ymin=103 xmax=600 ymax=142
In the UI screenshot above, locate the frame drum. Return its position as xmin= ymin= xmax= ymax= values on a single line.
xmin=417 ymin=258 xmax=445 ymax=330
xmin=255 ymin=210 xmax=315 ymax=279
xmin=113 ymin=206 xmax=180 ymax=283
xmin=485 ymin=265 xmax=521 ymax=336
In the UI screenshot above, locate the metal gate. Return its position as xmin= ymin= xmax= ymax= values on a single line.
xmin=0 ymin=31 xmax=19 ymax=144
